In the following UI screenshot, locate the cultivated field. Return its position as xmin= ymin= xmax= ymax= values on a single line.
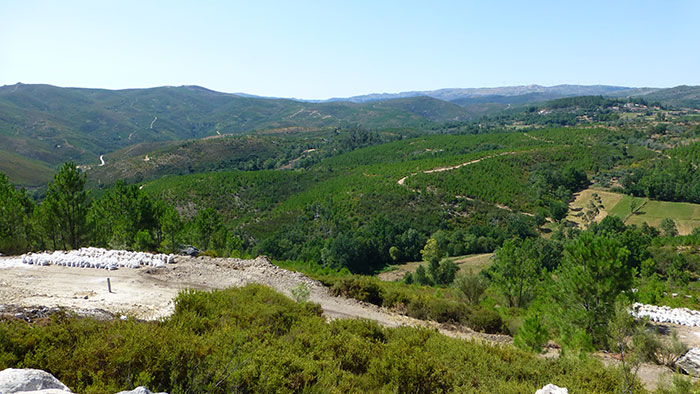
xmin=569 ymin=188 xmax=700 ymax=235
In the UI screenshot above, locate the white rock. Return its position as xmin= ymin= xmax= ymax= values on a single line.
xmin=115 ymin=387 xmax=168 ymax=394
xmin=535 ymin=384 xmax=568 ymax=394
xmin=676 ymin=347 xmax=700 ymax=376
xmin=0 ymin=368 xmax=71 ymax=394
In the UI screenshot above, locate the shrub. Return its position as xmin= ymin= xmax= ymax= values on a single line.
xmin=0 ymin=284 xmax=630 ymax=393
xmin=290 ymin=282 xmax=310 ymax=303
xmin=201 ymin=249 xmax=219 ymax=258
xmin=381 ymin=288 xmax=411 ymax=309
xmin=133 ymin=230 xmax=153 ymax=251
xmin=330 ymin=276 xmax=383 ymax=306
xmin=453 ymin=270 xmax=488 ymax=305
xmin=514 ymin=314 xmax=549 ymax=353
xmin=467 ymin=307 xmax=504 ymax=334
xmin=426 ymin=299 xmax=468 ymax=324
xmin=406 ymin=297 xmax=428 ymax=320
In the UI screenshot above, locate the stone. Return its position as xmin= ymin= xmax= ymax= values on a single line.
xmin=535 ymin=384 xmax=568 ymax=394
xmin=115 ymin=386 xmax=168 ymax=394
xmin=676 ymin=347 xmax=700 ymax=376
xmin=0 ymin=368 xmax=71 ymax=394
xmin=179 ymin=246 xmax=199 ymax=257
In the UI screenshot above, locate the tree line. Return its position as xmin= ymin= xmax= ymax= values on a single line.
xmin=0 ymin=163 xmax=241 ymax=257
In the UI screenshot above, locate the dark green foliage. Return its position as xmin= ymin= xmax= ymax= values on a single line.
xmin=514 ymin=314 xmax=549 ymax=353
xmin=44 ymin=162 xmax=90 ymax=249
xmin=434 ymin=259 xmax=459 ymax=286
xmin=89 ymin=180 xmax=158 ymax=250
xmin=0 ymin=173 xmax=34 ymax=254
xmin=0 ymin=284 xmax=627 ymax=393
xmin=660 ymin=218 xmax=679 ymax=238
xmin=490 ymin=238 xmax=541 ymax=308
xmin=415 ymin=265 xmax=431 ymax=286
xmin=547 ymin=233 xmax=633 ymax=347
xmin=622 ymin=158 xmax=700 ymax=204
xmin=667 ymin=255 xmax=690 ymax=286
xmin=158 ymin=204 xmax=182 ymax=253
xmin=467 ymin=307 xmax=505 ymax=334
xmin=329 ymin=276 xmax=384 ymax=306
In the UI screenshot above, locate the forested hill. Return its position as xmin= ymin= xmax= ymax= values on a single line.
xmin=0 ymin=84 xmax=469 ymax=186
xmin=3 ymin=83 xmax=699 ymax=188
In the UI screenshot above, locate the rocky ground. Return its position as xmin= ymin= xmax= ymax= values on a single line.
xmin=0 ymin=253 xmax=507 ymax=343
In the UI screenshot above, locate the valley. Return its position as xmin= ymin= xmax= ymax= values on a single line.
xmin=5 ymin=2 xmax=700 ymax=392
xmin=4 ymin=84 xmax=700 ymax=393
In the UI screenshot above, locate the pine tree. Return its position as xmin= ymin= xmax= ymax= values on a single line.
xmin=45 ymin=162 xmax=90 ymax=249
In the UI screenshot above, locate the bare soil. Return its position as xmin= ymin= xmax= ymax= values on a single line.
xmin=0 ymin=255 xmax=501 ymax=342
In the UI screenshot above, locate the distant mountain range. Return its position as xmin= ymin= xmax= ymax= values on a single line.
xmin=322 ymin=84 xmax=635 ymax=103
xmin=1 ymin=82 xmax=699 ymax=187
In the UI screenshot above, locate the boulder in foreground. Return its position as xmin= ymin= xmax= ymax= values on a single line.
xmin=676 ymin=347 xmax=700 ymax=376
xmin=0 ymin=369 xmax=71 ymax=394
xmin=535 ymin=384 xmax=568 ymax=394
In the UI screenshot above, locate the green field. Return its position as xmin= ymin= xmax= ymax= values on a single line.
xmin=626 ymin=199 xmax=700 ymax=234
xmin=570 ymin=188 xmax=700 ymax=235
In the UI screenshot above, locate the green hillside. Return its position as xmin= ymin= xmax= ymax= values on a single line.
xmin=135 ymin=127 xmax=665 ymax=271
xmin=626 ymin=85 xmax=700 ymax=108
xmin=0 ymin=84 xmax=477 ymax=186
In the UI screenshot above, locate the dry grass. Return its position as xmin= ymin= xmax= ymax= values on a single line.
xmin=377 ymin=253 xmax=494 ymax=282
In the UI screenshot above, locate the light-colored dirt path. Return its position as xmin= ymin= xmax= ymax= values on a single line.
xmin=396 ymin=151 xmax=517 ymax=186
xmin=99 ymin=155 xmax=105 ymax=166
xmin=0 ymin=255 xmax=502 ymax=342
xmin=396 ymin=151 xmax=536 ymax=216
xmin=523 ymin=133 xmax=553 ymax=143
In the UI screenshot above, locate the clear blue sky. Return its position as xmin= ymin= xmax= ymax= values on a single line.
xmin=1 ymin=1 xmax=699 ymax=99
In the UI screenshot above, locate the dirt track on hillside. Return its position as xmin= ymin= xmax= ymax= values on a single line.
xmin=396 ymin=151 xmax=518 ymax=186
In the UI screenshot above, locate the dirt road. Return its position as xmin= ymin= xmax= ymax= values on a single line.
xmin=396 ymin=151 xmax=517 ymax=186
xmin=0 ymin=255 xmax=501 ymax=342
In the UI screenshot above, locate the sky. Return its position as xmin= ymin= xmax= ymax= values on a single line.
xmin=1 ymin=1 xmax=699 ymax=100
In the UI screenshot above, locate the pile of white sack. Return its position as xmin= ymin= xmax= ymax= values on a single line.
xmin=19 ymin=248 xmax=176 ymax=270
xmin=631 ymin=302 xmax=700 ymax=327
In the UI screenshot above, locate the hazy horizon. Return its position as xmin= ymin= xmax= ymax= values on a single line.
xmin=2 ymin=1 xmax=699 ymax=100
xmin=0 ymin=81 xmax=671 ymax=102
